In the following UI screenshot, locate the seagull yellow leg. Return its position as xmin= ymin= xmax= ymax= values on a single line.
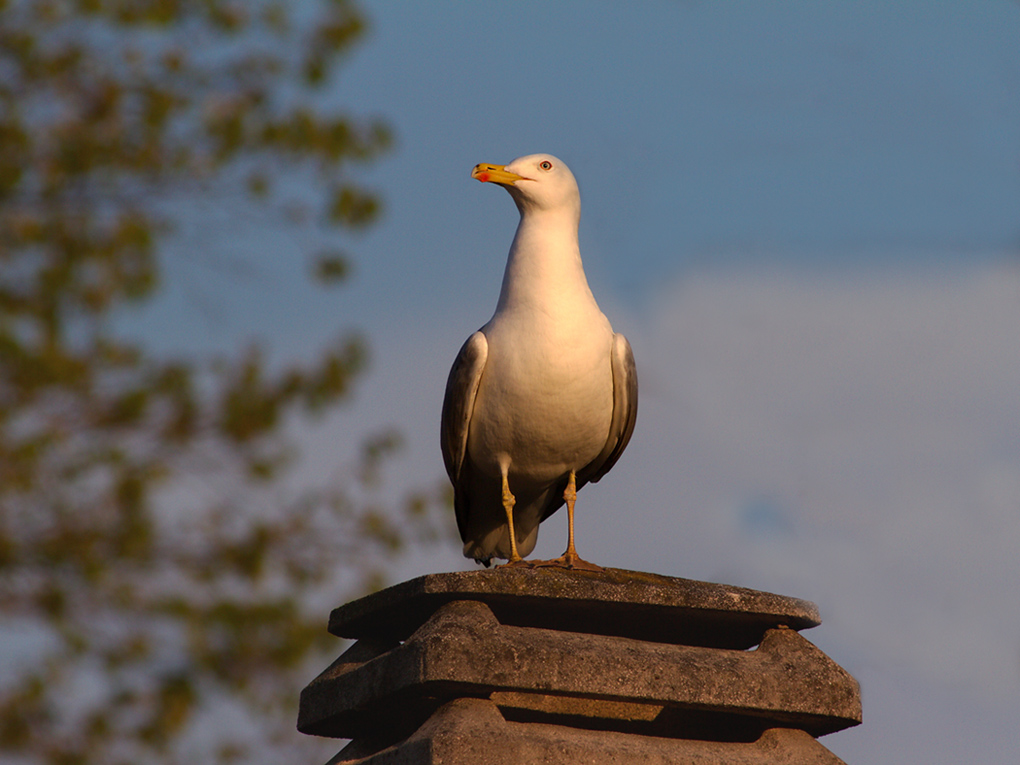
xmin=563 ymin=470 xmax=579 ymax=560
xmin=535 ymin=470 xmax=603 ymax=572
xmin=500 ymin=472 xmax=525 ymax=564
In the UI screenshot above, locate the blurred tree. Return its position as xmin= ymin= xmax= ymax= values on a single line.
xmin=0 ymin=1 xmax=447 ymax=763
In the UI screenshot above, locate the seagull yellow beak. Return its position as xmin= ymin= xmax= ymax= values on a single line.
xmin=472 ymin=163 xmax=524 ymax=186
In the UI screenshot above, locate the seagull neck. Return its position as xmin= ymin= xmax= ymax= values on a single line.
xmin=495 ymin=209 xmax=593 ymax=314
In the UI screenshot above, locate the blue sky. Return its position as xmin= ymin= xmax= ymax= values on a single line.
xmin=147 ymin=1 xmax=1020 ymax=348
xmin=341 ymin=1 xmax=1020 ymax=284
xmin=138 ymin=2 xmax=1020 ymax=762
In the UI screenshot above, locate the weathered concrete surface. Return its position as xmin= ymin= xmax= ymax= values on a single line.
xmin=326 ymin=698 xmax=848 ymax=765
xmin=299 ymin=600 xmax=860 ymax=740
xmin=329 ymin=567 xmax=820 ymax=648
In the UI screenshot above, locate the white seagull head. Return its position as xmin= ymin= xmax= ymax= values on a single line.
xmin=472 ymin=153 xmax=580 ymax=218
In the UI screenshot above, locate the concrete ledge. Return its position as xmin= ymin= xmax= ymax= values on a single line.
xmin=327 ymin=698 xmax=848 ymax=765
xmin=300 ymin=600 xmax=860 ymax=740
xmin=329 ymin=568 xmax=820 ymax=648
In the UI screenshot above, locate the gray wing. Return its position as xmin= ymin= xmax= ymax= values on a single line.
xmin=588 ymin=332 xmax=638 ymax=483
xmin=440 ymin=331 xmax=488 ymax=483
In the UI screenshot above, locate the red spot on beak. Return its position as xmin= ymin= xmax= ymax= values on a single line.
xmin=477 ymin=172 xmax=490 ymax=183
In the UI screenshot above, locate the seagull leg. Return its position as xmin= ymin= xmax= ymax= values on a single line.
xmin=499 ymin=471 xmax=528 ymax=566
xmin=562 ymin=470 xmax=580 ymax=560
xmin=536 ymin=471 xmax=603 ymax=572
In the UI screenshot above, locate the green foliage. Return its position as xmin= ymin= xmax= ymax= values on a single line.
xmin=0 ymin=2 xmax=448 ymax=763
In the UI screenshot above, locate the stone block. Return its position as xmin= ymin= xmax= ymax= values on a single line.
xmin=328 ymin=568 xmax=820 ymax=649
xmin=299 ymin=599 xmax=860 ymax=741
xmin=328 ymin=698 xmax=848 ymax=765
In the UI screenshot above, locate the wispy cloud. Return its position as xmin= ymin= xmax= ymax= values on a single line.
xmin=614 ymin=263 xmax=1020 ymax=692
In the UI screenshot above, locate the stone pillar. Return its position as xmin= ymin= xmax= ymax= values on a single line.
xmin=298 ymin=568 xmax=860 ymax=764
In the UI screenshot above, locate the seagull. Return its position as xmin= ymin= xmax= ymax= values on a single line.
xmin=441 ymin=153 xmax=637 ymax=570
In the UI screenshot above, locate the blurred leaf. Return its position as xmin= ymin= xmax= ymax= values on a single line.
xmin=328 ymin=184 xmax=380 ymax=227
xmin=313 ymin=250 xmax=351 ymax=284
xmin=247 ymin=171 xmax=270 ymax=198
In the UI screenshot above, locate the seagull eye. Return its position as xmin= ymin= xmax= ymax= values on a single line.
xmin=539 ymin=160 xmax=553 ymax=171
